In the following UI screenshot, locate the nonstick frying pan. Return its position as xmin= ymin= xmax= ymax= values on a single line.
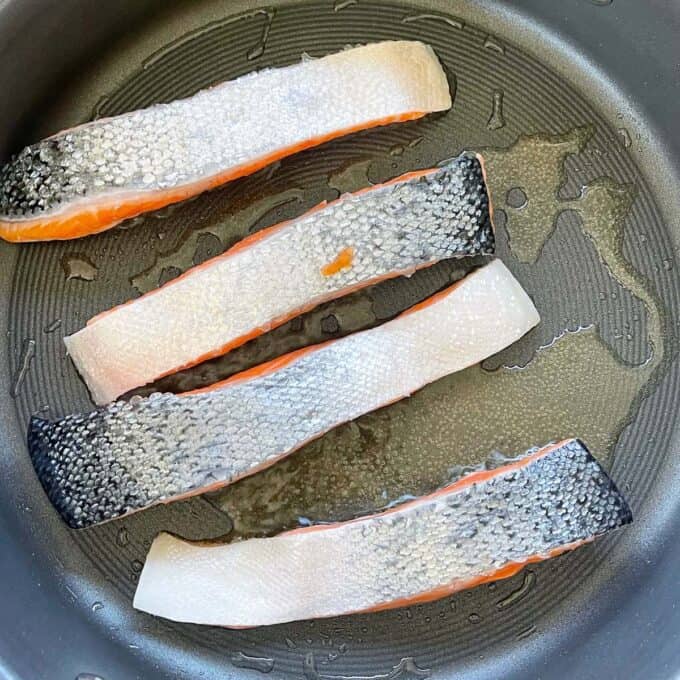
xmin=1 ymin=0 xmax=680 ymax=678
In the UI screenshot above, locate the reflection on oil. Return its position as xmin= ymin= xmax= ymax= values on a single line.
xmin=483 ymin=127 xmax=592 ymax=262
xmin=400 ymin=13 xmax=463 ymax=29
xmin=62 ymin=253 xmax=98 ymax=282
xmin=486 ymin=91 xmax=505 ymax=131
xmin=11 ymin=338 xmax=36 ymax=398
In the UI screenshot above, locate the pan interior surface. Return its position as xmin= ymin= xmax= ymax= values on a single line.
xmin=1 ymin=1 xmax=679 ymax=679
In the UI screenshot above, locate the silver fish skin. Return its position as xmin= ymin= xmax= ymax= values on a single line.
xmin=0 ymin=40 xmax=451 ymax=242
xmin=65 ymin=153 xmax=494 ymax=405
xmin=29 ymin=260 xmax=538 ymax=528
xmin=133 ymin=439 xmax=632 ymax=627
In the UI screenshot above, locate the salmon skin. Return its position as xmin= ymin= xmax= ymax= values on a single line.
xmin=133 ymin=439 xmax=632 ymax=627
xmin=29 ymin=260 xmax=538 ymax=528
xmin=0 ymin=41 xmax=451 ymax=243
xmin=65 ymin=153 xmax=494 ymax=405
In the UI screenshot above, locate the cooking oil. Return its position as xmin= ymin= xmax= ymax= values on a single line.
xmin=206 ymin=129 xmax=663 ymax=538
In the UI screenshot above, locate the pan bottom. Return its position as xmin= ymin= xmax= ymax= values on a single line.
xmin=2 ymin=1 xmax=680 ymax=679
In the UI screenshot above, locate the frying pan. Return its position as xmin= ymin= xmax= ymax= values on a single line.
xmin=1 ymin=0 xmax=679 ymax=678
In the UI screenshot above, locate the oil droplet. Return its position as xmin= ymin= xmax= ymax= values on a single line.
xmin=329 ymin=657 xmax=429 ymax=680
xmin=321 ymin=314 xmax=340 ymax=334
xmin=303 ymin=652 xmax=321 ymax=680
xmin=328 ymin=159 xmax=373 ymax=195
xmin=131 ymin=188 xmax=303 ymax=294
xmin=333 ymin=0 xmax=357 ymax=10
xmin=158 ymin=266 xmax=182 ymax=287
xmin=401 ymin=12 xmax=464 ymax=29
xmin=483 ymin=36 xmax=506 ymax=54
xmin=468 ymin=613 xmax=482 ymax=624
xmin=91 ymin=601 xmax=104 ymax=613
xmin=231 ymin=652 xmax=275 ymax=673
xmin=516 ymin=624 xmax=537 ymax=640
xmin=388 ymin=658 xmax=431 ymax=679
xmin=11 ymin=338 xmax=36 ymax=398
xmin=617 ymin=127 xmax=632 ymax=148
xmin=496 ymin=570 xmax=536 ymax=610
xmin=387 ymin=138 xmax=424 ymax=157
xmin=487 ymin=90 xmax=505 ymax=131
xmin=43 ymin=318 xmax=62 ymax=334
xmin=141 ymin=9 xmax=270 ymax=69
xmin=506 ymin=187 xmax=528 ymax=209
xmin=246 ymin=9 xmax=275 ymax=61
xmin=193 ymin=232 xmax=222 ymax=266
xmin=131 ymin=559 xmax=143 ymax=572
xmin=116 ymin=527 xmax=129 ymax=547
xmin=62 ymin=254 xmax=97 ymax=282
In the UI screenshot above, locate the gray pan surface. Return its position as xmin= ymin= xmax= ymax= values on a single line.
xmin=0 ymin=0 xmax=679 ymax=678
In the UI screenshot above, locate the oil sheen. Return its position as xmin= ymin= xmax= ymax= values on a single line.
xmin=198 ymin=129 xmax=664 ymax=538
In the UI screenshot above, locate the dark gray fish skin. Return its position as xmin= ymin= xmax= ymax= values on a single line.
xmin=0 ymin=40 xmax=452 ymax=241
xmin=28 ymin=260 xmax=540 ymax=530
xmin=29 ymin=411 xmax=150 ymax=528
xmin=0 ymin=139 xmax=68 ymax=217
xmin=65 ymin=153 xmax=493 ymax=406
xmin=132 ymin=439 xmax=632 ymax=627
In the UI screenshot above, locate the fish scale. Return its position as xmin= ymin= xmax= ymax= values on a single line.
xmin=133 ymin=439 xmax=632 ymax=627
xmin=64 ymin=153 xmax=494 ymax=405
xmin=0 ymin=40 xmax=452 ymax=241
xmin=29 ymin=261 xmax=538 ymax=528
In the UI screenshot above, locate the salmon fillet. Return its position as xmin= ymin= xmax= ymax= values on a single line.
xmin=29 ymin=260 xmax=538 ymax=528
xmin=64 ymin=153 xmax=494 ymax=405
xmin=0 ymin=41 xmax=451 ymax=242
xmin=133 ymin=439 xmax=632 ymax=627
